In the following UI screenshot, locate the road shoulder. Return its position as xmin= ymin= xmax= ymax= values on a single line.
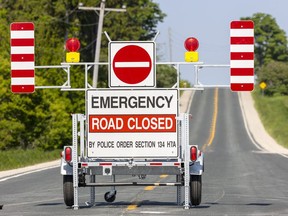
xmin=0 ymin=160 xmax=60 ymax=179
xmin=238 ymin=91 xmax=288 ymax=156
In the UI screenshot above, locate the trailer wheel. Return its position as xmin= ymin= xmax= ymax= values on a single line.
xmin=104 ymin=191 xmax=116 ymax=203
xmin=63 ymin=175 xmax=74 ymax=207
xmin=190 ymin=175 xmax=202 ymax=206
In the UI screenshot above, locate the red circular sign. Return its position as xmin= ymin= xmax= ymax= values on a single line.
xmin=112 ymin=45 xmax=152 ymax=84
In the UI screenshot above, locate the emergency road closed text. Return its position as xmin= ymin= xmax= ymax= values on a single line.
xmin=91 ymin=95 xmax=173 ymax=109
xmin=87 ymin=89 xmax=178 ymax=158
xmin=89 ymin=114 xmax=176 ymax=133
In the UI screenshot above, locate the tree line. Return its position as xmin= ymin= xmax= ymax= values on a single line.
xmin=0 ymin=1 xmax=286 ymax=151
xmin=0 ymin=0 xmax=178 ymax=150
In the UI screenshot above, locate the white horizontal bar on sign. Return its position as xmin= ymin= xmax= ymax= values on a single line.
xmin=11 ymin=77 xmax=35 ymax=85
xmin=230 ymin=45 xmax=254 ymax=52
xmin=115 ymin=62 xmax=150 ymax=68
xmin=10 ymin=30 xmax=34 ymax=39
xmin=230 ymin=29 xmax=254 ymax=37
xmin=11 ymin=62 xmax=35 ymax=70
xmin=230 ymin=60 xmax=254 ymax=68
xmin=230 ymin=76 xmax=254 ymax=84
xmin=11 ymin=46 xmax=34 ymax=54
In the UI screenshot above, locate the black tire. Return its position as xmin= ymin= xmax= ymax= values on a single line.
xmin=190 ymin=175 xmax=202 ymax=206
xmin=104 ymin=191 xmax=116 ymax=203
xmin=63 ymin=175 xmax=74 ymax=207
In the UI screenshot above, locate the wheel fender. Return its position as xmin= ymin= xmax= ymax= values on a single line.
xmin=189 ymin=153 xmax=204 ymax=175
xmin=60 ymin=158 xmax=73 ymax=175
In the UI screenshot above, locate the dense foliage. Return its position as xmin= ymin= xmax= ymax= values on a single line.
xmin=0 ymin=0 xmax=171 ymax=150
xmin=241 ymin=13 xmax=288 ymax=96
xmin=257 ymin=61 xmax=288 ymax=96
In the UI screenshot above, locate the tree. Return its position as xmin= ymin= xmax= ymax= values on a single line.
xmin=241 ymin=13 xmax=288 ymax=69
xmin=0 ymin=0 xmax=167 ymax=150
xmin=156 ymin=65 xmax=177 ymax=88
xmin=257 ymin=61 xmax=288 ymax=96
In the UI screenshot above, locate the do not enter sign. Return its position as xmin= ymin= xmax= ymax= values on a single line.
xmin=113 ymin=45 xmax=151 ymax=84
xmin=109 ymin=42 xmax=155 ymax=88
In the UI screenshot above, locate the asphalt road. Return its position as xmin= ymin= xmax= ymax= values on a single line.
xmin=1 ymin=88 xmax=288 ymax=216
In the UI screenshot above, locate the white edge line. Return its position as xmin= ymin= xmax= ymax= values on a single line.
xmin=186 ymin=90 xmax=195 ymax=113
xmin=140 ymin=211 xmax=166 ymax=214
xmin=238 ymin=92 xmax=265 ymax=152
xmin=0 ymin=165 xmax=59 ymax=182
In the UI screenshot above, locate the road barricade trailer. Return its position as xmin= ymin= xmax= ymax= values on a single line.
xmin=60 ymin=87 xmax=204 ymax=210
xmin=10 ymin=20 xmax=254 ymax=211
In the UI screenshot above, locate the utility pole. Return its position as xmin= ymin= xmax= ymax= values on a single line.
xmin=168 ymin=27 xmax=173 ymax=62
xmin=79 ymin=0 xmax=126 ymax=88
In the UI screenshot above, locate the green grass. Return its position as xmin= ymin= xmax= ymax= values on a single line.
xmin=252 ymin=90 xmax=288 ymax=148
xmin=0 ymin=148 xmax=61 ymax=171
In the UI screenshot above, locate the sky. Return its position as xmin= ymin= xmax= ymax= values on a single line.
xmin=153 ymin=0 xmax=288 ymax=85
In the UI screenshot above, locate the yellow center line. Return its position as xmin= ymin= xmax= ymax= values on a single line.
xmin=202 ymin=88 xmax=219 ymax=152
xmin=126 ymin=174 xmax=168 ymax=210
xmin=127 ymin=204 xmax=138 ymax=210
xmin=126 ymin=89 xmax=219 ymax=211
xmin=144 ymin=186 xmax=156 ymax=190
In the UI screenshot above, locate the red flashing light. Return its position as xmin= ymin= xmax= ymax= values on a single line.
xmin=184 ymin=37 xmax=199 ymax=51
xmin=66 ymin=38 xmax=80 ymax=52
xmin=190 ymin=146 xmax=198 ymax=162
xmin=65 ymin=147 xmax=72 ymax=162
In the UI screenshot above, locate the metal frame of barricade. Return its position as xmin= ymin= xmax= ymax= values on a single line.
xmin=35 ymin=62 xmax=230 ymax=209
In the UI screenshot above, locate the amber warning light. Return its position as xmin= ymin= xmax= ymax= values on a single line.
xmin=66 ymin=38 xmax=80 ymax=63
xmin=184 ymin=37 xmax=199 ymax=62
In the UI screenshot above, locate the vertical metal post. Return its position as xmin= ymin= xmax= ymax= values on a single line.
xmin=85 ymin=63 xmax=88 ymax=90
xmin=176 ymin=63 xmax=181 ymax=107
xmin=72 ymin=114 xmax=79 ymax=210
xmin=176 ymin=175 xmax=182 ymax=205
xmin=177 ymin=108 xmax=183 ymax=206
xmin=67 ymin=65 xmax=71 ymax=87
xmin=79 ymin=114 xmax=85 ymax=159
xmin=194 ymin=65 xmax=199 ymax=86
xmin=111 ymin=175 xmax=116 ymax=193
xmin=89 ymin=175 xmax=96 ymax=206
xmin=183 ymin=113 xmax=190 ymax=209
xmin=194 ymin=65 xmax=203 ymax=86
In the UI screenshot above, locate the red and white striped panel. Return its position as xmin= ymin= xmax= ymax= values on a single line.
xmin=10 ymin=22 xmax=35 ymax=93
xmin=230 ymin=20 xmax=254 ymax=91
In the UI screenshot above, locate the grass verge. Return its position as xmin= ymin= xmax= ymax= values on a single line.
xmin=0 ymin=148 xmax=61 ymax=171
xmin=252 ymin=90 xmax=288 ymax=148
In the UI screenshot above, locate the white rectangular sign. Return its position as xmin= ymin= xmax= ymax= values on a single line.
xmin=109 ymin=42 xmax=155 ymax=88
xmin=86 ymin=89 xmax=178 ymax=158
